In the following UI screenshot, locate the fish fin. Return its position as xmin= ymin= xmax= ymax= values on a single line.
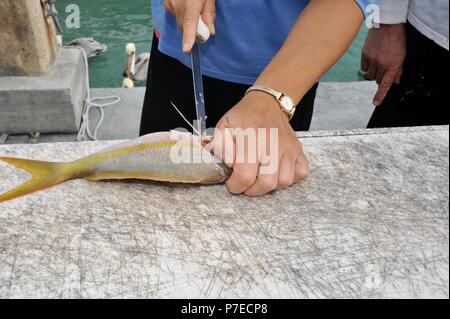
xmin=0 ymin=157 xmax=74 ymax=203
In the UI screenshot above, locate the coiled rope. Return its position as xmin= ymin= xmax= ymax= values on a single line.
xmin=65 ymin=46 xmax=121 ymax=141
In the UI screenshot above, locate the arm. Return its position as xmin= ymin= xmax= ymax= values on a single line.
xmin=361 ymin=0 xmax=410 ymax=106
xmin=214 ymin=0 xmax=364 ymax=196
xmin=256 ymin=0 xmax=364 ymax=105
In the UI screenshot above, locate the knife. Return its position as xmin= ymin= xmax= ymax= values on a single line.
xmin=191 ymin=18 xmax=211 ymax=136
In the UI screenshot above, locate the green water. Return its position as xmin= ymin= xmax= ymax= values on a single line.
xmin=57 ymin=0 xmax=367 ymax=88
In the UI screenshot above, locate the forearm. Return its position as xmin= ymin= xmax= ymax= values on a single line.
xmin=256 ymin=0 xmax=364 ymax=105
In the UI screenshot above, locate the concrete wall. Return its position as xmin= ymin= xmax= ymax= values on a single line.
xmin=0 ymin=48 xmax=88 ymax=134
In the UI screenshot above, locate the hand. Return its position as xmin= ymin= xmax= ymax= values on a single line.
xmin=209 ymin=92 xmax=310 ymax=197
xmin=163 ymin=0 xmax=216 ymax=52
xmin=361 ymin=24 xmax=407 ymax=106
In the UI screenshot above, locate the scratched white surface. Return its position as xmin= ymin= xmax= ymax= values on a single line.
xmin=0 ymin=127 xmax=448 ymax=299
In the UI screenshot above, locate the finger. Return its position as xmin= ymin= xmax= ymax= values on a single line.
xmin=182 ymin=2 xmax=203 ymax=52
xmin=202 ymin=0 xmax=216 ymax=35
xmin=244 ymin=170 xmax=279 ymax=197
xmin=360 ymin=53 xmax=369 ymax=73
xmin=376 ymin=67 xmax=385 ymax=85
xmin=163 ymin=0 xmax=175 ymax=15
xmin=226 ymin=161 xmax=259 ymax=195
xmin=277 ymin=154 xmax=295 ymax=190
xmin=225 ymin=129 xmax=259 ymax=195
xmin=395 ymin=67 xmax=403 ymax=85
xmin=366 ymin=63 xmax=377 ymax=81
xmin=245 ymin=135 xmax=282 ymax=196
xmin=294 ymin=146 xmax=309 ymax=184
xmin=373 ymin=69 xmax=397 ymax=106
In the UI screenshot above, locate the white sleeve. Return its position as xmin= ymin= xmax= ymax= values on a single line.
xmin=375 ymin=0 xmax=410 ymax=24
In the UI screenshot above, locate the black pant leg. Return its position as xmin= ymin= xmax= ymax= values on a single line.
xmin=140 ymin=35 xmax=197 ymax=134
xmin=203 ymin=78 xmax=318 ymax=132
xmin=291 ymin=83 xmax=318 ymax=131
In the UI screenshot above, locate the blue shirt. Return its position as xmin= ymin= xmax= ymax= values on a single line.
xmin=152 ymin=0 xmax=373 ymax=85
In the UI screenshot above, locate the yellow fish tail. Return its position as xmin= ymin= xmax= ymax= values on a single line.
xmin=0 ymin=157 xmax=78 ymax=203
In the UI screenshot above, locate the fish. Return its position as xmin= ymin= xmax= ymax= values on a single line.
xmin=0 ymin=132 xmax=231 ymax=203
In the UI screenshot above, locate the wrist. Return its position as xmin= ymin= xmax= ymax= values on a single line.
xmin=368 ymin=24 xmax=406 ymax=42
xmin=370 ymin=23 xmax=404 ymax=33
xmin=246 ymin=84 xmax=297 ymax=120
xmin=243 ymin=90 xmax=291 ymax=121
xmin=380 ymin=23 xmax=406 ymax=29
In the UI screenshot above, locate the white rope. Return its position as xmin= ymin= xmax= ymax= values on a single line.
xmin=64 ymin=46 xmax=121 ymax=141
xmin=77 ymin=95 xmax=121 ymax=141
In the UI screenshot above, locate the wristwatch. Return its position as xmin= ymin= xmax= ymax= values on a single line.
xmin=245 ymin=85 xmax=296 ymax=120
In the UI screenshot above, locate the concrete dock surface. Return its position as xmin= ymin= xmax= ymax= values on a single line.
xmin=0 ymin=126 xmax=448 ymax=298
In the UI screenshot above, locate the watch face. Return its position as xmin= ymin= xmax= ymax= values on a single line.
xmin=280 ymin=96 xmax=295 ymax=112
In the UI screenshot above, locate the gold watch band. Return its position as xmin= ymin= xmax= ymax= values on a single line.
xmin=245 ymin=85 xmax=296 ymax=120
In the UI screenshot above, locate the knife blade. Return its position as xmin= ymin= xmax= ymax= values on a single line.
xmin=191 ymin=18 xmax=211 ymax=136
xmin=191 ymin=41 xmax=206 ymax=136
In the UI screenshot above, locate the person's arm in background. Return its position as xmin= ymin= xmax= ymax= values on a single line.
xmin=214 ymin=0 xmax=364 ymax=196
xmin=361 ymin=0 xmax=409 ymax=106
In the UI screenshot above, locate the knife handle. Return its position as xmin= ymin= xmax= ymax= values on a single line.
xmin=196 ymin=17 xmax=211 ymax=43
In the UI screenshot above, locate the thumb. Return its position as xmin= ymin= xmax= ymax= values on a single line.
xmin=163 ymin=0 xmax=175 ymax=15
xmin=182 ymin=2 xmax=203 ymax=52
xmin=373 ymin=69 xmax=397 ymax=107
xmin=202 ymin=0 xmax=216 ymax=35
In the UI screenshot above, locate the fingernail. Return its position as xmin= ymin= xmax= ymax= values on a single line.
xmin=373 ymin=100 xmax=380 ymax=107
xmin=183 ymin=39 xmax=194 ymax=53
xmin=182 ymin=42 xmax=190 ymax=53
xmin=210 ymin=24 xmax=216 ymax=36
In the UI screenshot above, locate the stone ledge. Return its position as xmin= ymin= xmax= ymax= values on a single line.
xmin=0 ymin=47 xmax=88 ymax=134
xmin=0 ymin=126 xmax=448 ymax=298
